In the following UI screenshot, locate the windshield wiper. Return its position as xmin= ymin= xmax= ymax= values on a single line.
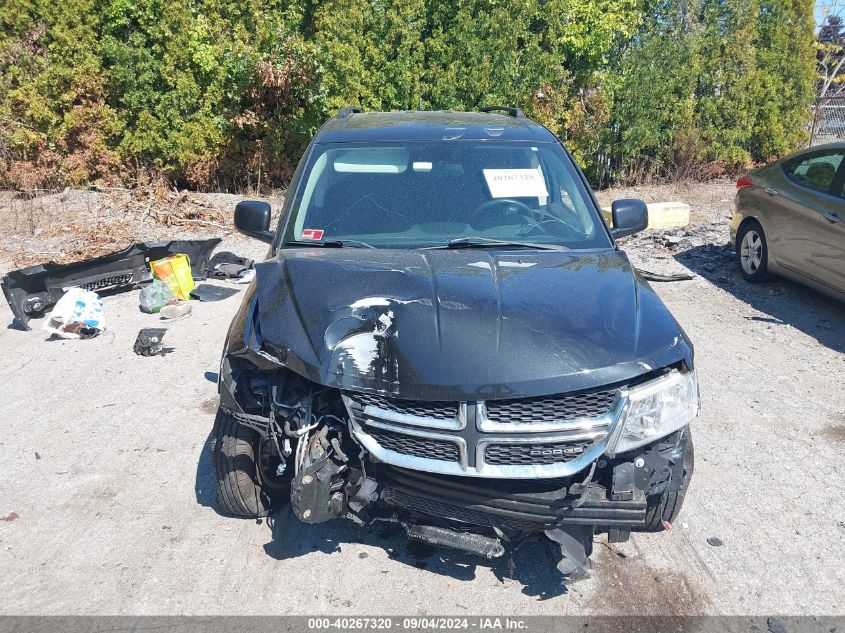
xmin=285 ymin=239 xmax=374 ymax=249
xmin=423 ymin=237 xmax=569 ymax=251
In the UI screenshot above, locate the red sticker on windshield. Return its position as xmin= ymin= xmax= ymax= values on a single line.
xmin=302 ymin=229 xmax=324 ymax=240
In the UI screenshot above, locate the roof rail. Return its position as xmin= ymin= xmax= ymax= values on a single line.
xmin=479 ymin=105 xmax=525 ymax=118
xmin=337 ymin=105 xmax=363 ymax=118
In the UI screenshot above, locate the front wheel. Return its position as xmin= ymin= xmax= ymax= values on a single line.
xmin=210 ymin=409 xmax=289 ymax=518
xmin=736 ymin=220 xmax=769 ymax=282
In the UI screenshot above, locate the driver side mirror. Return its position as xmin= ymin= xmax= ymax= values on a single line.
xmin=610 ymin=199 xmax=648 ymax=239
xmin=234 ymin=200 xmax=275 ymax=243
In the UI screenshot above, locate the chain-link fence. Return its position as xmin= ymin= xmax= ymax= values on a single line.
xmin=809 ymin=95 xmax=845 ymax=145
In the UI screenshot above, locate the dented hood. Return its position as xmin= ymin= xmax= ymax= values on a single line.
xmin=249 ymin=247 xmax=692 ymax=400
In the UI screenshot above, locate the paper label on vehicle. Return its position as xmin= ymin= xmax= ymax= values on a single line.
xmin=483 ymin=168 xmax=549 ymax=199
xmin=301 ymin=228 xmax=324 ymax=240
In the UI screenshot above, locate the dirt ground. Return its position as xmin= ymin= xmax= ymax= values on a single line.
xmin=0 ymin=181 xmax=843 ymax=615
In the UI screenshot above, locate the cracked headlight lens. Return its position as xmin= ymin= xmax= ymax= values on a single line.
xmin=611 ymin=370 xmax=698 ymax=454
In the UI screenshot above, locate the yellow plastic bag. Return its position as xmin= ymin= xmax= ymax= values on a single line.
xmin=149 ymin=254 xmax=195 ymax=300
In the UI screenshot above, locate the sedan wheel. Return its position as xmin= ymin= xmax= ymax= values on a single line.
xmin=736 ymin=220 xmax=769 ymax=282
xmin=740 ymin=231 xmax=763 ymax=274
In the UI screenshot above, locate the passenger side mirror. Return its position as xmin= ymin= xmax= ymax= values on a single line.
xmin=234 ymin=200 xmax=275 ymax=243
xmin=610 ymin=199 xmax=648 ymax=239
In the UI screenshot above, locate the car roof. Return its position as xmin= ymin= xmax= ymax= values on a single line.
xmin=775 ymin=141 xmax=845 ymax=164
xmin=315 ymin=110 xmax=557 ymax=144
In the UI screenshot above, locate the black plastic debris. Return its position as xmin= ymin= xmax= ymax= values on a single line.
xmin=636 ymin=268 xmax=695 ymax=282
xmin=1 ymin=238 xmax=221 ymax=330
xmin=189 ymin=284 xmax=240 ymax=302
xmin=134 ymin=328 xmax=168 ymax=356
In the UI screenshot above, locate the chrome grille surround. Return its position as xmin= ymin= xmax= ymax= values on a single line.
xmin=344 ymin=389 xmax=626 ymax=479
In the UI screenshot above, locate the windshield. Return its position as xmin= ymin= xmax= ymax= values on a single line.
xmin=284 ymin=140 xmax=611 ymax=249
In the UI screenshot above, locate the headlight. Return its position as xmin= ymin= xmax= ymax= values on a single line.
xmin=609 ymin=370 xmax=698 ymax=455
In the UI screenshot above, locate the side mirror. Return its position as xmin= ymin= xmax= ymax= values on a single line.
xmin=234 ymin=200 xmax=275 ymax=243
xmin=610 ymin=199 xmax=648 ymax=239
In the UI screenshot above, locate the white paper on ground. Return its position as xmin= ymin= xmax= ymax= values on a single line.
xmin=483 ymin=168 xmax=549 ymax=199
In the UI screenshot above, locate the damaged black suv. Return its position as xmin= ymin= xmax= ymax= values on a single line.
xmin=213 ymin=107 xmax=697 ymax=579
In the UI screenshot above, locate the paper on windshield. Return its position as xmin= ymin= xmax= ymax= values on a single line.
xmin=483 ymin=168 xmax=549 ymax=199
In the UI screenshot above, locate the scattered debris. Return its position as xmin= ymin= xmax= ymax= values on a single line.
xmin=34 ymin=452 xmax=40 ymax=460
xmin=208 ymin=251 xmax=254 ymax=278
xmin=637 ymin=270 xmax=695 ymax=282
xmin=159 ymin=302 xmax=192 ymax=321
xmin=621 ymin=224 xmax=731 ymax=257
xmin=149 ymin=253 xmax=197 ymax=300
xmin=213 ymin=263 xmax=253 ymax=279
xmin=133 ymin=328 xmax=168 ymax=356
xmin=1 ymin=239 xmax=220 ymax=329
xmin=230 ymin=269 xmax=255 ymax=284
xmin=706 ymin=536 xmax=724 ymax=547
xmin=42 ymin=287 xmax=105 ymax=339
xmin=208 ymin=251 xmax=256 ymax=284
xmin=1 ymin=512 xmax=19 ymax=522
xmin=139 ymin=279 xmax=177 ymax=313
xmin=190 ymin=284 xmax=240 ymax=302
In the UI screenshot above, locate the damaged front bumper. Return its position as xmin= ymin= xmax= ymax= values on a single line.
xmin=1 ymin=239 xmax=220 ymax=329
xmin=370 ymin=428 xmax=692 ymax=535
xmin=344 ymin=427 xmax=691 ymax=578
xmin=219 ymin=352 xmax=695 ymax=578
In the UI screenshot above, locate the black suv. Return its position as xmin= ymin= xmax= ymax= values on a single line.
xmin=213 ymin=107 xmax=697 ymax=579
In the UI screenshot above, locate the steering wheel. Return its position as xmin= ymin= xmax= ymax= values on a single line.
xmin=517 ymin=210 xmax=581 ymax=238
xmin=469 ymin=198 xmax=536 ymax=230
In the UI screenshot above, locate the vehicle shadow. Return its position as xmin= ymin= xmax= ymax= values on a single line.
xmin=194 ymin=428 xmax=569 ymax=598
xmin=194 ymin=429 xmax=219 ymax=511
xmin=263 ymin=504 xmax=568 ymax=600
xmin=674 ymin=244 xmax=845 ymax=353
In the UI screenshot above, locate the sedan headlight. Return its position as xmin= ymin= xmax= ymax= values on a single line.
xmin=609 ymin=370 xmax=698 ymax=455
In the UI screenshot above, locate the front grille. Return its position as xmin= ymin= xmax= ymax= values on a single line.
xmin=382 ymin=488 xmax=544 ymax=530
xmin=345 ymin=385 xmax=621 ymax=477
xmin=484 ymin=439 xmax=595 ymax=465
xmin=352 ymin=393 xmax=457 ymax=420
xmin=484 ymin=389 xmax=616 ymax=424
xmin=367 ymin=427 xmax=459 ymax=462
xmin=80 ymin=273 xmax=133 ymax=292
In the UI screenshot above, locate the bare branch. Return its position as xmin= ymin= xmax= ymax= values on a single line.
xmin=821 ymin=52 xmax=845 ymax=96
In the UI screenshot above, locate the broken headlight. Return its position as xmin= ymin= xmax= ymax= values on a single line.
xmin=609 ymin=370 xmax=698 ymax=455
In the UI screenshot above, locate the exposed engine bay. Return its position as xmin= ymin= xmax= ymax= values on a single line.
xmin=218 ymin=357 xmax=694 ymax=581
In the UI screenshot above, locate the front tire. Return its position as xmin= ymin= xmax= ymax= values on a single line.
xmin=211 ymin=408 xmax=287 ymax=518
xmin=736 ymin=220 xmax=769 ymax=282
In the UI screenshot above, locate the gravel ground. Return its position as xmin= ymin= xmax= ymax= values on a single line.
xmin=0 ymin=182 xmax=843 ymax=615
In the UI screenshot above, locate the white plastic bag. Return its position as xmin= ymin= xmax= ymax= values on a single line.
xmin=42 ymin=287 xmax=106 ymax=339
